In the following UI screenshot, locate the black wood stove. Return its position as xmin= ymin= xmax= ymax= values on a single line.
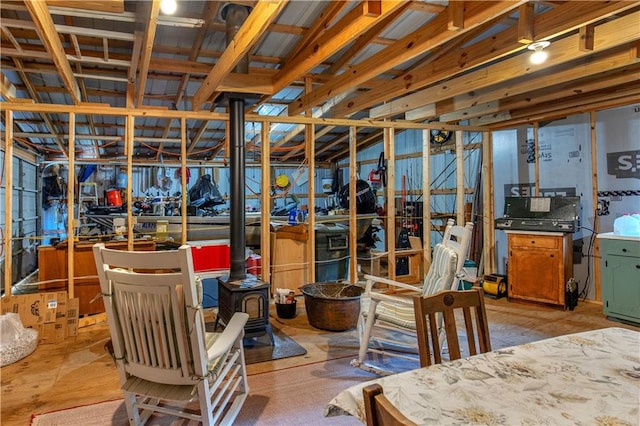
xmin=214 ymin=274 xmax=273 ymax=343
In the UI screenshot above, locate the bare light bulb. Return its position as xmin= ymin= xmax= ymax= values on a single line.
xmin=160 ymin=0 xmax=177 ymax=15
xmin=530 ymin=49 xmax=548 ymax=64
xmin=527 ymin=41 xmax=551 ymax=65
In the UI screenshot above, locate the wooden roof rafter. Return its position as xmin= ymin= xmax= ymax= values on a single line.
xmin=383 ymin=10 xmax=640 ymax=121
xmin=134 ymin=0 xmax=160 ymax=108
xmin=332 ymin=1 xmax=639 ymax=120
xmin=23 ymin=0 xmax=82 ymax=104
xmin=272 ymin=1 xmax=406 ymax=96
xmin=192 ymin=0 xmax=288 ymax=110
xmin=288 ymin=0 xmax=528 ymax=116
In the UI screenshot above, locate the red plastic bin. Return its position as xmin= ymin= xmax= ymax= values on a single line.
xmin=189 ymin=240 xmax=230 ymax=272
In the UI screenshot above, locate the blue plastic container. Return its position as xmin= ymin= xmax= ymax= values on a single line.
xmin=201 ymin=278 xmax=218 ymax=308
xmin=613 ymin=214 xmax=640 ymax=237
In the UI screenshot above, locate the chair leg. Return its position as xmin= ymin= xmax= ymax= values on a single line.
xmin=352 ymin=299 xmax=379 ymax=367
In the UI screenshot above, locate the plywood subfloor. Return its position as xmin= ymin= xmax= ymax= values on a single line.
xmin=1 ymin=297 xmax=637 ymax=425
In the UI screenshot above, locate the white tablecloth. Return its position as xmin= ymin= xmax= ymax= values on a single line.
xmin=326 ymin=327 xmax=640 ymax=425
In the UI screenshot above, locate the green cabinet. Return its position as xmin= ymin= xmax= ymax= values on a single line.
xmin=598 ymin=234 xmax=640 ymax=325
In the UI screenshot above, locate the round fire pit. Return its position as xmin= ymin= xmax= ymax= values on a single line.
xmin=300 ymin=282 xmax=364 ymax=331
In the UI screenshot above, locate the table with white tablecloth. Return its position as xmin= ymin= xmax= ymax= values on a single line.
xmin=326 ymin=327 xmax=640 ymax=425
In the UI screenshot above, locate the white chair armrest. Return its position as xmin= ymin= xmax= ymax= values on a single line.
xmin=368 ymin=291 xmax=415 ymax=306
xmin=363 ymin=274 xmax=422 ymax=293
xmin=206 ymin=312 xmax=249 ymax=361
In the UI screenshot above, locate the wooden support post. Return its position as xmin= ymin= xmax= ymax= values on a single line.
xmin=305 ymin=77 xmax=316 ymax=284
xmin=517 ymin=3 xmax=535 ymax=44
xmin=533 ymin=123 xmax=540 ymax=196
xmin=4 ymin=110 xmax=13 ymax=296
xmin=482 ymin=131 xmax=496 ymax=275
xmin=422 ymin=129 xmax=432 ymax=271
xmin=384 ymin=127 xmax=396 ymax=281
xmin=67 ymin=112 xmax=75 ymax=298
xmin=260 ymin=121 xmax=271 ymax=283
xmin=180 ymin=117 xmax=187 ymax=244
xmin=455 ymin=130 xmax=464 ymax=226
xmin=590 ymin=111 xmax=601 ymax=301
xmin=126 ymin=114 xmax=134 ymax=251
xmin=349 ymin=126 xmax=358 ymax=283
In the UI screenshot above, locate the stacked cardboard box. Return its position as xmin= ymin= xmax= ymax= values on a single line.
xmin=1 ymin=292 xmax=79 ymax=344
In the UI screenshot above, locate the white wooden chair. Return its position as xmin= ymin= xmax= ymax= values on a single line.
xmin=351 ymin=219 xmax=473 ymax=375
xmin=93 ymin=243 xmax=249 ymax=426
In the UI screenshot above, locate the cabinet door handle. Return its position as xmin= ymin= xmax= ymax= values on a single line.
xmin=636 ymin=265 xmax=640 ymax=269
xmin=550 ymin=254 xmax=554 ymax=258
xmin=622 ymin=248 xmax=627 ymax=253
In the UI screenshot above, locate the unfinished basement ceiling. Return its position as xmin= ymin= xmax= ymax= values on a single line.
xmin=1 ymin=0 xmax=638 ymax=163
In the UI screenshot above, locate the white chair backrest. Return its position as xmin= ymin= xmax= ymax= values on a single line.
xmin=93 ymin=244 xmax=208 ymax=386
xmin=440 ymin=218 xmax=474 ymax=273
xmin=421 ymin=219 xmax=473 ymax=296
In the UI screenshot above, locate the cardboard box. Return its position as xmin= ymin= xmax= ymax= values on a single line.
xmin=1 ymin=293 xmax=44 ymax=329
xmin=1 ymin=292 xmax=74 ymax=344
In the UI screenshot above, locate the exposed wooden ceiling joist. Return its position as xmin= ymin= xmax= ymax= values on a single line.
xmin=192 ymin=0 xmax=288 ymax=110
xmin=23 ymin=0 xmax=82 ymax=104
xmin=288 ymin=1 xmax=528 ymax=116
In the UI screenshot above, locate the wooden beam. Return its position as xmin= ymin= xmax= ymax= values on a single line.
xmin=24 ymin=0 xmax=81 ymax=103
xmin=384 ymin=11 xmax=640 ymax=119
xmin=448 ymin=1 xmax=465 ymax=31
xmin=331 ymin=1 xmax=637 ymax=118
xmin=135 ymin=0 xmax=160 ymax=107
xmin=517 ymin=3 xmax=535 ymax=44
xmin=46 ymin=0 xmax=124 ymax=14
xmin=323 ymin=3 xmax=410 ymax=76
xmin=289 ymin=0 xmax=526 ymax=116
xmin=260 ymin=120 xmax=271 ymax=282
xmin=174 ymin=0 xmax=221 ymax=107
xmin=192 ymin=0 xmax=288 ymax=110
xmin=272 ymin=1 xmax=404 ymax=96
xmin=1 ymin=74 xmax=17 ymax=99
xmin=67 ymin=112 xmax=75 ymax=298
xmin=4 ymin=109 xmax=13 ymax=297
xmin=579 ymin=24 xmax=595 ymax=51
xmin=283 ymin=1 xmax=347 ymax=62
xmin=444 ymin=64 xmax=640 ymax=123
xmin=450 ymin=46 xmax=640 ymax=114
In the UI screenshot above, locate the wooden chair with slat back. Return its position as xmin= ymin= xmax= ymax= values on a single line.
xmin=363 ymin=383 xmax=418 ymax=426
xmin=413 ymin=287 xmax=491 ymax=367
xmin=93 ymin=243 xmax=250 ymax=426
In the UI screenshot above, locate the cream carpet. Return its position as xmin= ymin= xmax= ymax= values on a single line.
xmin=31 ymin=356 xmax=372 ymax=426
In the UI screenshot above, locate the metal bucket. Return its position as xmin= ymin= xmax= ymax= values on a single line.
xmin=300 ymin=282 xmax=363 ymax=331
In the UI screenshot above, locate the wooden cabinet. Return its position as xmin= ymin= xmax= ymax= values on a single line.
xmin=598 ymin=234 xmax=640 ymax=325
xmin=506 ymin=231 xmax=573 ymax=309
xmin=270 ymin=225 xmax=308 ymax=295
xmin=38 ymin=240 xmax=156 ymax=315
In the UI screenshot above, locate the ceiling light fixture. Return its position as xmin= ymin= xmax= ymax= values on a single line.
xmin=160 ymin=0 xmax=177 ymax=15
xmin=528 ymin=41 xmax=551 ymax=65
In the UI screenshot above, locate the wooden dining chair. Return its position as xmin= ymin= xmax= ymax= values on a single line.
xmin=413 ymin=287 xmax=491 ymax=367
xmin=363 ymin=384 xmax=418 ymax=426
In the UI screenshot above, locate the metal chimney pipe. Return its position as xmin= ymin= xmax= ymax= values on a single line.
xmin=221 ymin=3 xmax=251 ymax=280
xmin=228 ymin=97 xmax=246 ymax=280
xmin=222 ymin=4 xmax=250 ymax=74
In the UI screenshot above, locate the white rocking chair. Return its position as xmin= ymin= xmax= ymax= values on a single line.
xmin=93 ymin=243 xmax=249 ymax=425
xmin=351 ymin=219 xmax=473 ymax=375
